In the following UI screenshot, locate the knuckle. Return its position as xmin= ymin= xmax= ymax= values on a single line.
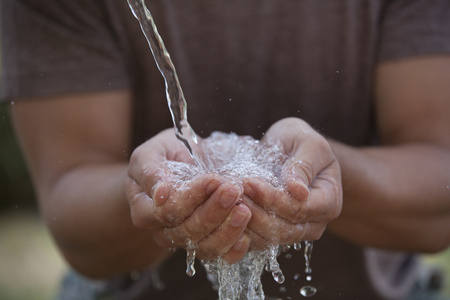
xmin=181 ymin=214 xmax=209 ymax=240
xmin=198 ymin=244 xmax=223 ymax=260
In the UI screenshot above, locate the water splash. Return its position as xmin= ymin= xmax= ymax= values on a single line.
xmin=300 ymin=241 xmax=317 ymax=297
xmin=304 ymin=241 xmax=313 ymax=274
xmin=268 ymin=245 xmax=285 ymax=284
xmin=166 ymin=133 xmax=289 ymax=299
xmin=203 ymin=248 xmax=274 ymax=300
xmin=300 ymin=285 xmax=317 ymax=297
xmin=293 ymin=242 xmax=302 ymax=251
xmin=186 ymin=240 xmax=197 ymax=277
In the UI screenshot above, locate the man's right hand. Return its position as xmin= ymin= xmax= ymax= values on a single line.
xmin=126 ymin=129 xmax=252 ymax=263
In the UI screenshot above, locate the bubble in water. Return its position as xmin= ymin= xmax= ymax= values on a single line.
xmin=300 ymin=285 xmax=317 ymax=297
xmin=306 ymin=275 xmax=312 ymax=282
xmin=279 ymin=286 xmax=287 ymax=293
xmin=294 ymin=273 xmax=301 ymax=280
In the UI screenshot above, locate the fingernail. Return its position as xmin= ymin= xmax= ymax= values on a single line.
xmin=205 ymin=178 xmax=220 ymax=194
xmin=220 ymin=187 xmax=238 ymax=208
xmin=233 ymin=234 xmax=248 ymax=251
xmin=153 ymin=182 xmax=169 ymax=206
xmin=244 ymin=182 xmax=256 ymax=198
xmin=230 ymin=204 xmax=250 ymax=227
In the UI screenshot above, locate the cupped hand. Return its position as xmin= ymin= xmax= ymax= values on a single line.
xmin=244 ymin=118 xmax=342 ymax=248
xmin=126 ymin=129 xmax=252 ymax=263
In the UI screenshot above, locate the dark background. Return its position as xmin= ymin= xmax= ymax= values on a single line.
xmin=0 ymin=104 xmax=36 ymax=212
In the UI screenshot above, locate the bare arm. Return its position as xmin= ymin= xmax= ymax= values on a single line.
xmin=10 ymin=90 xmax=252 ymax=278
xmin=10 ymin=90 xmax=170 ymax=278
xmin=328 ymin=56 xmax=450 ymax=253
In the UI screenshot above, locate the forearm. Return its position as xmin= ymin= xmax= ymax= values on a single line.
xmin=41 ymin=162 xmax=170 ymax=278
xmin=328 ymin=140 xmax=450 ymax=253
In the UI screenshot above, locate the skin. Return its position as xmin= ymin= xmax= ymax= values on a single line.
xmin=9 ymin=55 xmax=450 ymax=279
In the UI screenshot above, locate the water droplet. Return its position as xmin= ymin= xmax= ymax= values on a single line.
xmin=186 ymin=249 xmax=196 ymax=277
xmin=285 ymin=253 xmax=292 ymax=259
xmin=279 ymin=286 xmax=287 ymax=293
xmin=281 ymin=244 xmax=291 ymax=252
xmin=300 ymin=285 xmax=317 ymax=297
xmin=293 ymin=243 xmax=302 ymax=251
xmin=228 ymin=98 xmax=232 ymax=101
xmin=10 ymin=101 xmax=15 ymax=106
xmin=268 ymin=246 xmax=285 ymax=284
xmin=272 ymin=269 xmax=285 ymax=284
xmin=185 ymin=240 xmax=196 ymax=277
xmin=294 ymin=273 xmax=301 ymax=280
xmin=306 ymin=275 xmax=312 ymax=282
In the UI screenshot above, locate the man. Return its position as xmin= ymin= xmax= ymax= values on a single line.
xmin=1 ymin=0 xmax=450 ymax=299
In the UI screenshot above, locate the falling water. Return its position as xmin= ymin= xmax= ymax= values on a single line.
xmin=127 ymin=0 xmax=212 ymax=170
xmin=300 ymin=241 xmax=317 ymax=297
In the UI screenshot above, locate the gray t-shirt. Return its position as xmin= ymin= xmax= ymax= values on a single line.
xmin=2 ymin=0 xmax=450 ymax=299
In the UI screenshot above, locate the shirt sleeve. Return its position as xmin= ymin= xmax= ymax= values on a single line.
xmin=377 ymin=0 xmax=450 ymax=62
xmin=0 ymin=0 xmax=131 ymax=102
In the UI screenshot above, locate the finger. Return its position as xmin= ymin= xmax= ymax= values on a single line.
xmin=179 ymin=182 xmax=243 ymax=241
xmin=221 ymin=233 xmax=251 ymax=263
xmin=281 ymin=134 xmax=335 ymax=187
xmin=156 ymin=173 xmax=224 ymax=225
xmin=128 ymin=130 xmax=194 ymax=198
xmin=307 ymin=164 xmax=343 ymax=222
xmin=303 ymin=221 xmax=328 ymax=241
xmin=246 ymin=228 xmax=270 ymax=250
xmin=242 ymin=196 xmax=306 ymax=245
xmin=243 ymin=178 xmax=308 ymax=222
xmin=196 ymin=203 xmax=252 ymax=261
xmin=126 ymin=176 xmax=160 ymax=230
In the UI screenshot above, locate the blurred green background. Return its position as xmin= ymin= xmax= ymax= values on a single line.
xmin=1 ymin=102 xmax=450 ymax=300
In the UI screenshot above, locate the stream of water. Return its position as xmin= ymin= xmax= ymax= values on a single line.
xmin=127 ymin=0 xmax=212 ymax=170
